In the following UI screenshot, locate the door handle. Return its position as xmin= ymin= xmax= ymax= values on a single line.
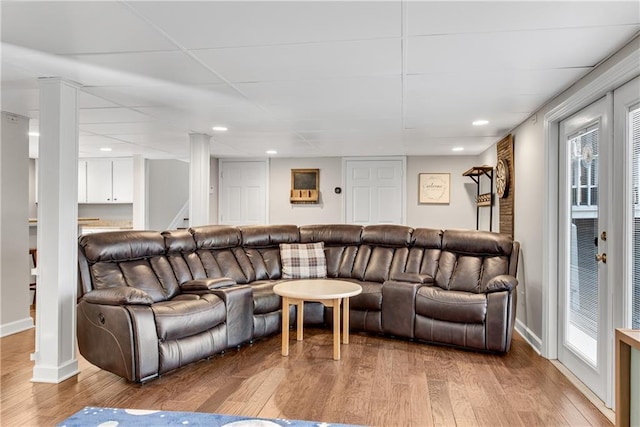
xmin=595 ymin=253 xmax=607 ymax=263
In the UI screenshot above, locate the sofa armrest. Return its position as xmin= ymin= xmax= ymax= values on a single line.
xmin=83 ymin=287 xmax=153 ymax=306
xmin=389 ymin=272 xmax=434 ymax=284
xmin=181 ymin=278 xmax=237 ymax=292
xmin=382 ymin=280 xmax=424 ymax=338
xmin=210 ymin=285 xmax=253 ymax=347
xmin=483 ymin=275 xmax=518 ymax=293
xmin=77 ymin=300 xmax=158 ymax=382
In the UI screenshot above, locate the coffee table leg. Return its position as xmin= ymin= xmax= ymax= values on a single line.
xmin=343 ymin=296 xmax=350 ymax=344
xmin=296 ymin=300 xmax=304 ymax=341
xmin=333 ymin=298 xmax=341 ymax=360
xmin=282 ymin=296 xmax=289 ymax=357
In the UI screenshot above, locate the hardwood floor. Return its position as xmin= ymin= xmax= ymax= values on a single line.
xmin=0 ymin=324 xmax=612 ymax=426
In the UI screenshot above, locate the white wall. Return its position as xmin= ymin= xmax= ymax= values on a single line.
xmin=147 ymin=159 xmax=189 ymax=230
xmin=269 ymin=157 xmax=343 ymax=225
xmin=265 ymin=155 xmax=498 ymax=230
xmin=407 ymin=155 xmax=481 ymax=230
xmin=0 ymin=111 xmax=33 ymax=336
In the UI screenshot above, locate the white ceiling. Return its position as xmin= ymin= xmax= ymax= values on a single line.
xmin=1 ymin=1 xmax=639 ymax=159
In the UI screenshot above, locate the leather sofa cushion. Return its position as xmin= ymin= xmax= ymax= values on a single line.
xmin=361 ymin=224 xmax=413 ymax=247
xmin=79 ymin=231 xmax=165 ymax=262
xmin=481 ymin=256 xmax=510 ymax=288
xmin=324 ymin=246 xmax=358 ymax=278
xmin=152 ymin=293 xmax=226 ymax=342
xmin=362 ymin=246 xmax=394 ymax=282
xmin=245 ymin=248 xmax=282 ymax=280
xmin=91 ymin=262 xmax=127 ymax=290
xmin=119 ymin=257 xmax=180 ymax=301
xmin=442 ymin=229 xmax=513 ymax=256
xmin=407 ymin=247 xmax=441 ymax=279
xmin=197 ymin=249 xmax=251 ymax=283
xmin=167 ymin=254 xmax=194 ymax=284
xmin=163 ymin=229 xmax=196 ymax=253
xmin=191 ymin=225 xmax=241 ymax=249
xmin=411 ymin=228 xmax=442 ymax=247
xmin=91 ymin=256 xmax=181 ymax=301
xmin=415 ymin=286 xmax=487 ymax=324
xmin=299 ymin=224 xmax=362 ymax=245
xmin=348 ymin=281 xmax=382 ymax=311
xmin=240 ymin=225 xmax=299 ymax=247
xmin=449 ymin=255 xmax=482 ymax=292
xmin=251 ymin=281 xmax=282 ymax=314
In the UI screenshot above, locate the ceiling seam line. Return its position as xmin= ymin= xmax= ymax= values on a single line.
xmin=120 ymin=1 xmax=316 ymax=149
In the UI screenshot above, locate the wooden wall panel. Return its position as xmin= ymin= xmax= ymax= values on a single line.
xmin=497 ymin=135 xmax=515 ymax=238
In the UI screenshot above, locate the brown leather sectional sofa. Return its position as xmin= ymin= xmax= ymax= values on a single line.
xmin=77 ymin=224 xmax=519 ymax=382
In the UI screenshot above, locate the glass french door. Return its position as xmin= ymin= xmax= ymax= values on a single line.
xmin=558 ymin=97 xmax=611 ymax=402
xmin=557 ymin=75 xmax=640 ymax=407
xmin=613 ymin=76 xmax=640 ymax=330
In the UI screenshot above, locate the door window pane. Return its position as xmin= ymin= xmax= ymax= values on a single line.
xmin=631 ymin=106 xmax=640 ymax=328
xmin=568 ymin=126 xmax=600 ymax=364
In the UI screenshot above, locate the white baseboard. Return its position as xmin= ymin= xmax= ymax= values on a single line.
xmin=32 ymin=358 xmax=79 ymax=383
xmin=0 ymin=316 xmax=34 ymax=337
xmin=515 ymin=318 xmax=542 ymax=355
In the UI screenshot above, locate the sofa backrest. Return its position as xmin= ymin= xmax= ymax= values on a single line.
xmin=190 ymin=225 xmax=252 ymax=284
xmin=352 ymin=225 xmax=413 ymax=282
xmin=434 ymin=229 xmax=515 ymax=292
xmin=78 ymin=230 xmax=181 ymax=302
xmin=240 ymin=225 xmax=299 ymax=281
xmin=300 ymin=224 xmax=362 ymax=278
xmin=78 ymin=225 xmax=519 ymax=297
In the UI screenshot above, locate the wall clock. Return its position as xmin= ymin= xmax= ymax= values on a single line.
xmin=496 ymin=158 xmax=509 ymax=198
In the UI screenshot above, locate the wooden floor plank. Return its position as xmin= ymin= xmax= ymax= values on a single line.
xmin=0 ymin=326 xmax=612 ymax=426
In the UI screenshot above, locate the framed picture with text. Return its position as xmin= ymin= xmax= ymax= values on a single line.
xmin=419 ymin=173 xmax=450 ymax=204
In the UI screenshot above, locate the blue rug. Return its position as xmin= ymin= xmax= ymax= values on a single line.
xmin=57 ymin=406 xmax=361 ymax=427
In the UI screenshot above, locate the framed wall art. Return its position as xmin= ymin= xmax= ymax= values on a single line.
xmin=419 ymin=173 xmax=450 ymax=204
xmin=290 ymin=168 xmax=319 ymax=203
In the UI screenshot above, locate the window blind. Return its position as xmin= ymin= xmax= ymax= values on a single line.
xmin=631 ymin=106 xmax=640 ymax=328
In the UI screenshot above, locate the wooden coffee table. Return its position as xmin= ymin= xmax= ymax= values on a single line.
xmin=273 ymin=279 xmax=362 ymax=361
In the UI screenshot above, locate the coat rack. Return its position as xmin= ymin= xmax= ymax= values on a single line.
xmin=463 ymin=165 xmax=494 ymax=231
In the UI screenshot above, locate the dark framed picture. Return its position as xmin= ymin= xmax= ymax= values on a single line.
xmin=290 ymin=169 xmax=319 ymax=203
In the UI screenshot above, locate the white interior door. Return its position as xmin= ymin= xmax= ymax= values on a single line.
xmin=345 ymin=158 xmax=404 ymax=225
xmin=219 ymin=160 xmax=267 ymax=225
xmin=558 ymin=97 xmax=611 ymax=403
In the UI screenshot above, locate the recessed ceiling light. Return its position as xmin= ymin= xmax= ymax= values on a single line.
xmin=212 ymin=126 xmax=228 ymax=132
xmin=100 ymin=147 xmax=112 ymax=152
xmin=452 ymin=147 xmax=464 ymax=152
xmin=472 ymin=120 xmax=489 ymax=126
xmin=266 ymin=150 xmax=277 ymax=155
xmin=28 ymin=131 xmax=39 ymax=137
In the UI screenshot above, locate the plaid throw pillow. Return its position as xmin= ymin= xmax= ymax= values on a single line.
xmin=280 ymin=242 xmax=327 ymax=279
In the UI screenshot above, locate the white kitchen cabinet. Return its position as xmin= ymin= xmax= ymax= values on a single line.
xmin=111 ymin=158 xmax=133 ymax=203
xmin=85 ymin=158 xmax=133 ymax=203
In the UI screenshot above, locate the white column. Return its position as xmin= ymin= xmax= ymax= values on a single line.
xmin=0 ymin=112 xmax=33 ymax=337
xmin=132 ymin=154 xmax=146 ymax=230
xmin=189 ymin=133 xmax=211 ymax=227
xmin=32 ymin=78 xmax=80 ymax=383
